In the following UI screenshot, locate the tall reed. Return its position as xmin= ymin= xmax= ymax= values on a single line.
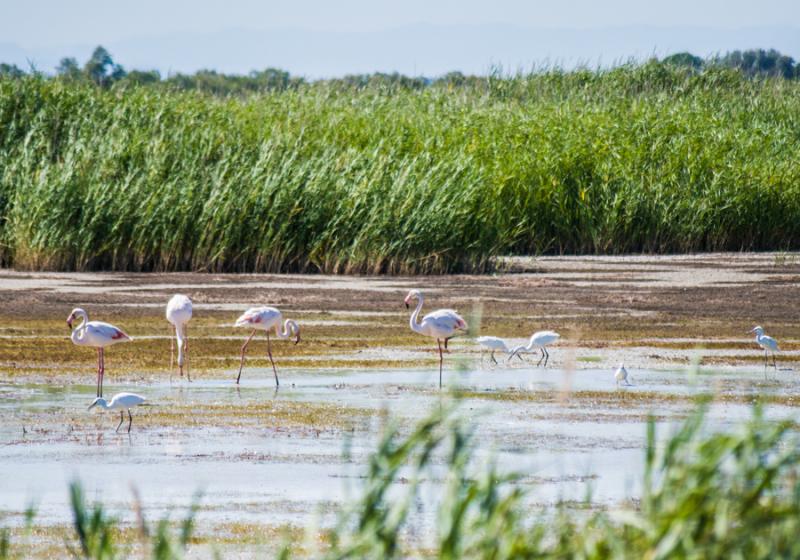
xmin=2 ymin=64 xmax=799 ymax=273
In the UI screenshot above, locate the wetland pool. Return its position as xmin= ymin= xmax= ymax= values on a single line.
xmin=2 ymin=365 xmax=797 ymax=532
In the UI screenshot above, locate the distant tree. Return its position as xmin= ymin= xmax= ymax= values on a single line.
xmin=437 ymin=71 xmax=468 ymax=87
xmin=56 ymin=57 xmax=82 ymax=80
xmin=0 ymin=63 xmax=25 ymax=78
xmin=121 ymin=69 xmax=161 ymax=86
xmin=714 ymin=48 xmax=797 ymax=79
xmin=662 ymin=52 xmax=704 ymax=69
xmin=83 ymin=46 xmax=126 ymax=87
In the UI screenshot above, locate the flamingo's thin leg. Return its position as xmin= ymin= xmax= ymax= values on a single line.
xmin=170 ymin=325 xmax=175 ymax=382
xmin=437 ymin=339 xmax=444 ymax=389
xmin=266 ymin=332 xmax=279 ymax=388
xmin=96 ymin=348 xmax=102 ymax=397
xmin=184 ymin=325 xmax=191 ymax=382
xmin=490 ymin=351 xmax=498 ymax=366
xmin=127 ymin=410 xmax=133 ymax=434
xmin=536 ymin=348 xmax=545 ymax=367
xmin=544 ymin=348 xmax=550 ymax=368
xmin=116 ymin=410 xmax=124 ymax=433
xmin=99 ymin=348 xmax=105 ymax=397
xmin=235 ymin=330 xmax=256 ymax=384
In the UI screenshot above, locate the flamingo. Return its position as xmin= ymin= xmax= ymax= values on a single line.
xmin=750 ymin=326 xmax=778 ymax=374
xmin=234 ymin=307 xmax=300 ymax=387
xmin=476 ymin=336 xmax=522 ymax=365
xmin=615 ymin=363 xmax=631 ymax=387
xmin=88 ymin=392 xmax=146 ymax=433
xmin=404 ymin=289 xmax=467 ymax=388
xmin=508 ymin=330 xmax=560 ymax=367
xmin=67 ymin=308 xmax=131 ymax=398
xmin=166 ymin=294 xmax=193 ymax=381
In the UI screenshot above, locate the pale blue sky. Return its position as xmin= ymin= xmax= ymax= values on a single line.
xmin=2 ymin=0 xmax=799 ymax=76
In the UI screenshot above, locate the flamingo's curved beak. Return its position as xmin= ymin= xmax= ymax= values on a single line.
xmin=295 ymin=333 xmax=301 ymax=345
xmin=404 ymin=298 xmax=410 ymax=309
xmin=66 ymin=316 xmax=73 ymax=330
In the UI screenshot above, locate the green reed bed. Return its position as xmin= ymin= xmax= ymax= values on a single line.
xmin=2 ymin=64 xmax=799 ymax=273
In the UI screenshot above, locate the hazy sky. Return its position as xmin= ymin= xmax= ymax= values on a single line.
xmin=4 ymin=0 xmax=800 ymax=46
xmin=2 ymin=0 xmax=800 ymax=76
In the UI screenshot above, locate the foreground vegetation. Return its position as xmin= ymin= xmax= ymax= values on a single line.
xmin=2 ymin=63 xmax=800 ymax=273
xmin=3 ymin=402 xmax=800 ymax=558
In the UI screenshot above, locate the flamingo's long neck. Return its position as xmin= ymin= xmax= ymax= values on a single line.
xmin=175 ymin=324 xmax=186 ymax=366
xmin=70 ymin=312 xmax=89 ymax=344
xmin=275 ymin=319 xmax=297 ymax=340
xmin=409 ymin=295 xmax=425 ymax=335
xmin=523 ymin=338 xmax=537 ymax=352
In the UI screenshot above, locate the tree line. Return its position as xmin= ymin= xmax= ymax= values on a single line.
xmin=1 ymin=45 xmax=799 ymax=95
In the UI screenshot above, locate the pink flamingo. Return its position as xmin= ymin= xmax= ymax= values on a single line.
xmin=234 ymin=307 xmax=300 ymax=387
xmin=166 ymin=294 xmax=193 ymax=381
xmin=404 ymin=289 xmax=467 ymax=388
xmin=67 ymin=308 xmax=131 ymax=397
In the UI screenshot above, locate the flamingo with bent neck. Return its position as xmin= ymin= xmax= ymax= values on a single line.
xmin=234 ymin=306 xmax=301 ymax=387
xmin=67 ymin=308 xmax=132 ymax=397
xmin=404 ymin=289 xmax=467 ymax=388
xmin=166 ymin=294 xmax=193 ymax=382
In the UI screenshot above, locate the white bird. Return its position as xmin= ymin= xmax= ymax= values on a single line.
xmin=615 ymin=363 xmax=631 ymax=387
xmin=166 ymin=294 xmax=193 ymax=381
xmin=67 ymin=308 xmax=132 ymax=397
xmin=405 ymin=289 xmax=468 ymax=388
xmin=476 ymin=336 xmax=520 ymax=366
xmin=234 ymin=306 xmax=300 ymax=387
xmin=751 ymin=326 xmax=779 ymax=372
xmin=88 ymin=392 xmax=146 ymax=433
xmin=508 ymin=330 xmax=561 ymax=367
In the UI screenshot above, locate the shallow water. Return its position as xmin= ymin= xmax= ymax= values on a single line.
xmin=1 ymin=365 xmax=798 ymax=531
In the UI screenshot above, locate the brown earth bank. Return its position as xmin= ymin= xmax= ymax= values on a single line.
xmin=1 ymin=252 xmax=799 ymax=382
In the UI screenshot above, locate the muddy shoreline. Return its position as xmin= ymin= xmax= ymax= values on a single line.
xmin=2 ymin=253 xmax=799 ymax=379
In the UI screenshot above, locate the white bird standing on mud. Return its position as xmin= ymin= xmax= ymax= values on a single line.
xmin=234 ymin=307 xmax=301 ymax=387
xmin=88 ymin=392 xmax=145 ymax=433
xmin=405 ymin=289 xmax=468 ymax=388
xmin=508 ymin=330 xmax=560 ymax=367
xmin=67 ymin=308 xmax=132 ymax=398
xmin=476 ymin=336 xmax=521 ymax=366
xmin=750 ymin=326 xmax=779 ymax=372
xmin=615 ymin=363 xmax=631 ymax=387
xmin=166 ymin=294 xmax=193 ymax=381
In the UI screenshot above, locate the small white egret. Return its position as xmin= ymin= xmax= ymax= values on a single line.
xmin=234 ymin=306 xmax=300 ymax=387
xmin=166 ymin=294 xmax=193 ymax=381
xmin=750 ymin=326 xmax=778 ymax=372
xmin=405 ymin=289 xmax=467 ymax=388
xmin=508 ymin=330 xmax=560 ymax=367
xmin=67 ymin=308 xmax=132 ymax=397
xmin=476 ymin=336 xmax=521 ymax=365
xmin=88 ymin=392 xmax=146 ymax=433
xmin=615 ymin=363 xmax=631 ymax=387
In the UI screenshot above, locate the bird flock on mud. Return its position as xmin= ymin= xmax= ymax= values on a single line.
xmin=66 ymin=290 xmax=780 ymax=433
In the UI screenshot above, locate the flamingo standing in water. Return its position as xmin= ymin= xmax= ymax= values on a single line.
xmin=404 ymin=289 xmax=468 ymax=388
xmin=234 ymin=307 xmax=300 ymax=387
xmin=750 ymin=326 xmax=779 ymax=374
xmin=615 ymin=363 xmax=631 ymax=387
xmin=166 ymin=294 xmax=193 ymax=381
xmin=67 ymin=308 xmax=131 ymax=397
xmin=476 ymin=336 xmax=521 ymax=366
xmin=88 ymin=392 xmax=146 ymax=433
xmin=508 ymin=330 xmax=560 ymax=367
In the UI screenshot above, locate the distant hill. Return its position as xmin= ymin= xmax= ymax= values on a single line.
xmin=2 ymin=24 xmax=800 ymax=77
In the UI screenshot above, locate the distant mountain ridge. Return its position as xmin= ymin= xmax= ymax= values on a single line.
xmin=3 ymin=24 xmax=800 ymax=78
